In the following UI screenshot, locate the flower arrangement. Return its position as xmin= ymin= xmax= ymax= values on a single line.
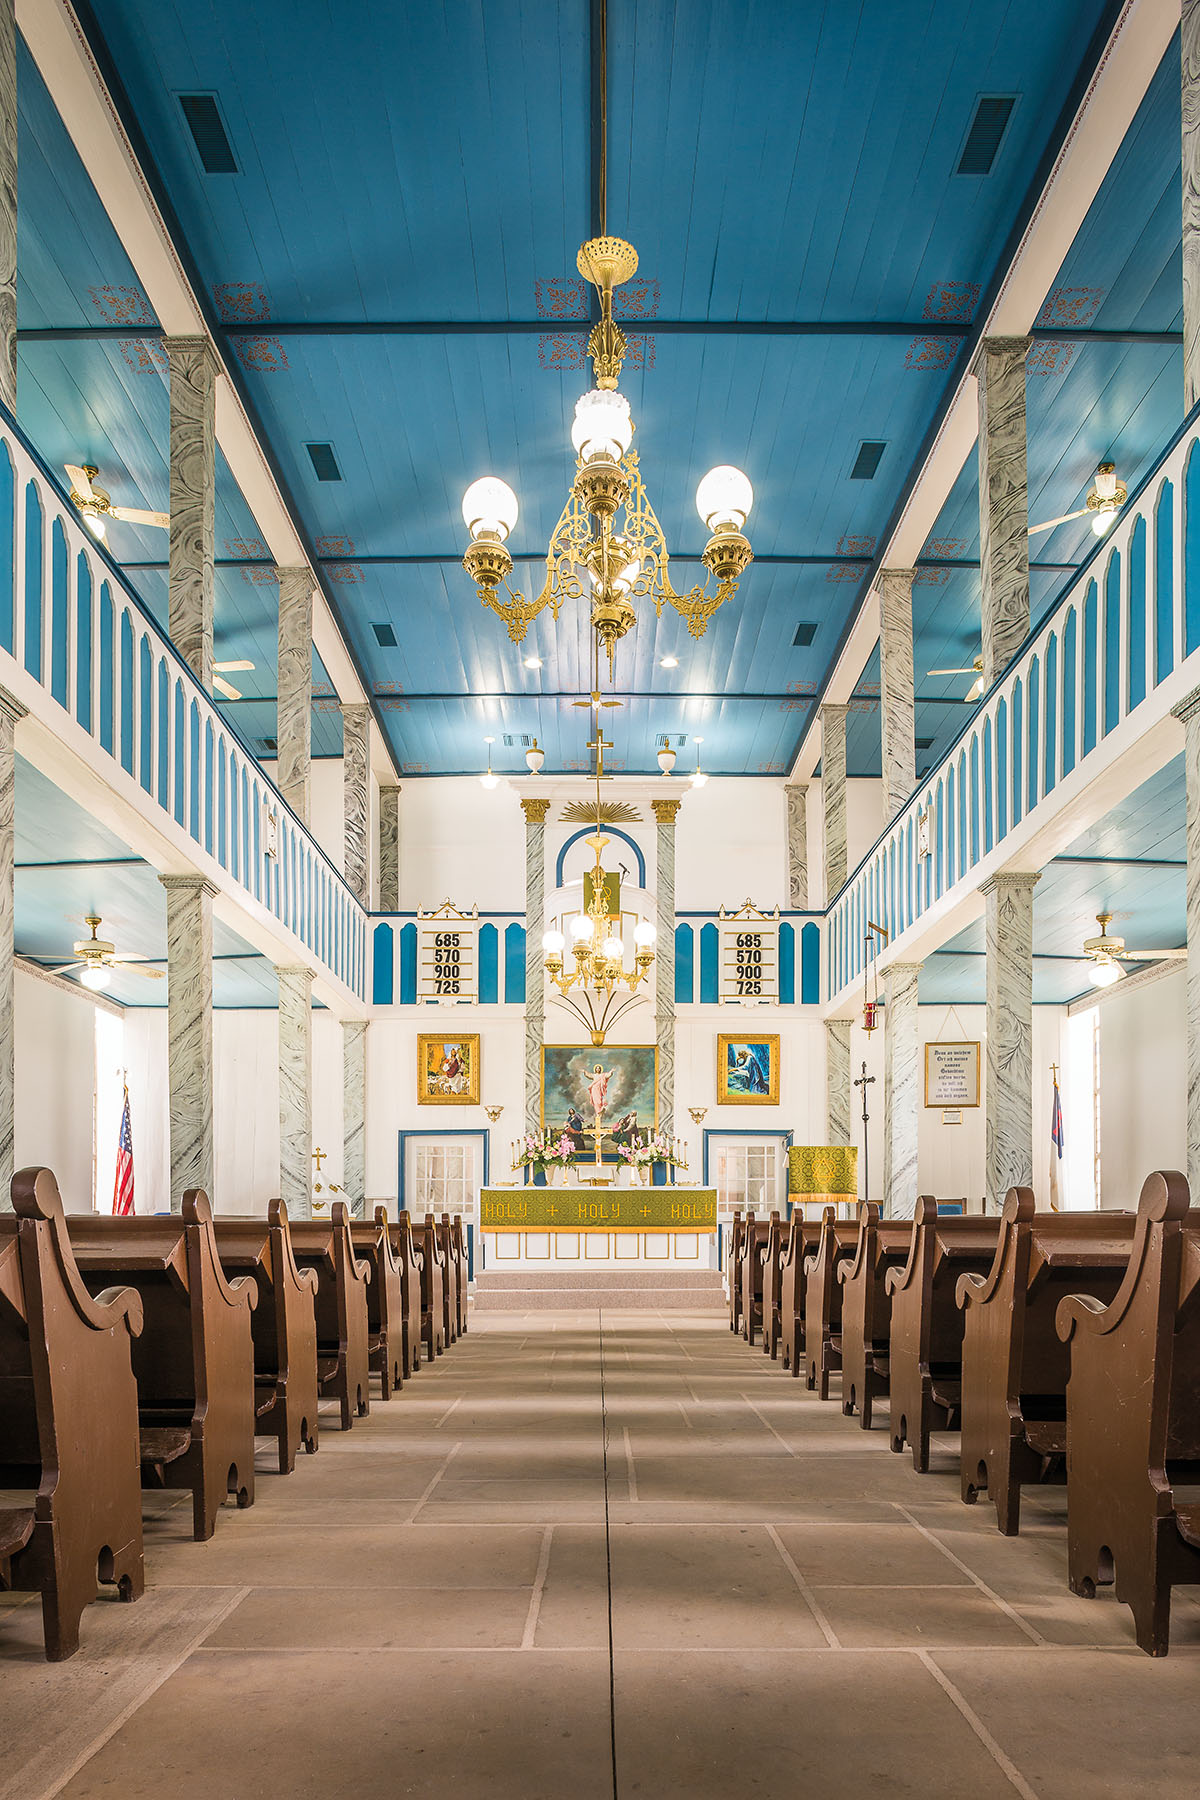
xmin=618 ymin=1132 xmax=675 ymax=1170
xmin=515 ymin=1129 xmax=575 ymax=1176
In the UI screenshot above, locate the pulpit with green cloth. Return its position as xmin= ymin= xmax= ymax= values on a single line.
xmin=788 ymin=1145 xmax=859 ymax=1216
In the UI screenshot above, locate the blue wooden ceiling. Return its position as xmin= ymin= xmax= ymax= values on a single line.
xmin=11 ymin=0 xmax=1174 ymax=781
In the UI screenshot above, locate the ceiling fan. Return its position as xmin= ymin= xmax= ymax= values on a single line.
xmin=928 ymin=654 xmax=984 ymax=701
xmin=65 ymin=464 xmax=168 ymax=540
xmin=1028 ymin=463 xmax=1127 ymax=540
xmin=40 ymin=914 xmax=164 ymax=992
xmin=212 ymin=660 xmax=255 ymax=702
xmin=1081 ymin=911 xmax=1186 ymax=989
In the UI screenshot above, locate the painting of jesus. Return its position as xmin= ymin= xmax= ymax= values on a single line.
xmin=541 ymin=1046 xmax=657 ymax=1157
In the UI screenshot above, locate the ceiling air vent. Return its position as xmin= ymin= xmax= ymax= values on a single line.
xmin=503 ymin=734 xmax=534 ymax=748
xmin=178 ymin=94 xmax=239 ymax=175
xmin=655 ymin=733 xmax=688 ymax=748
xmin=850 ymin=441 xmax=886 ymax=480
xmin=957 ymin=96 xmax=1015 ymax=176
xmin=371 ymin=621 xmax=397 ymax=648
xmin=792 ymin=621 xmax=818 ymax=647
xmin=915 ymin=736 xmax=935 ymax=751
xmin=258 ymin=736 xmax=278 ymax=754
xmin=306 ymin=442 xmax=342 ymax=482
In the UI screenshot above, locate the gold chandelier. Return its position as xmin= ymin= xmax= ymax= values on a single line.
xmin=460 ymin=231 xmax=754 ymax=672
xmin=540 ymin=726 xmax=656 ymax=1045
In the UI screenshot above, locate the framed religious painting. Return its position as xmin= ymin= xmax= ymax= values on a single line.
xmin=417 ymin=1033 xmax=481 ymax=1105
xmin=541 ymin=1046 xmax=657 ymax=1159
xmin=717 ymin=1033 xmax=780 ymax=1105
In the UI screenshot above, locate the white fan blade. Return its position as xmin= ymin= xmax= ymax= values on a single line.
xmin=1120 ymin=948 xmax=1188 ymax=962
xmin=1028 ymin=507 xmax=1089 ymax=536
xmin=928 ymin=666 xmax=978 ymax=676
xmin=966 ymin=676 xmax=985 ymax=701
xmin=111 ymin=506 xmax=170 ymax=529
xmin=214 ymin=660 xmax=255 ymax=673
xmin=114 ymin=962 xmax=164 ymax=979
xmin=45 ymin=962 xmax=83 ymax=977
xmin=65 ymin=464 xmax=96 ymax=502
xmin=212 ymin=675 xmax=242 ymax=701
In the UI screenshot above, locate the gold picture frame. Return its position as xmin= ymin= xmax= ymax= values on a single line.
xmin=417 ymin=1033 xmax=481 ymax=1106
xmin=923 ymin=1041 xmax=980 ymax=1109
xmin=717 ymin=1033 xmax=780 ymax=1105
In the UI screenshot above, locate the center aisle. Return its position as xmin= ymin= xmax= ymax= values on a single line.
xmin=5 ymin=1310 xmax=1200 ymax=1799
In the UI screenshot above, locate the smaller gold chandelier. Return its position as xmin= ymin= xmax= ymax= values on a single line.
xmin=541 ymin=728 xmax=656 ymax=1045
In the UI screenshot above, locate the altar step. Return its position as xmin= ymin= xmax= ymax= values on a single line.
xmin=471 ymin=1269 xmax=726 ymax=1312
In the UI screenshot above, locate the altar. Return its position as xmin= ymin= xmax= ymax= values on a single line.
xmin=477 ymin=1182 xmax=718 ymax=1270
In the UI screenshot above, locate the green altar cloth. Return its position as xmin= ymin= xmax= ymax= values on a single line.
xmin=788 ymin=1145 xmax=859 ymax=1202
xmin=479 ymin=1187 xmax=718 ymax=1231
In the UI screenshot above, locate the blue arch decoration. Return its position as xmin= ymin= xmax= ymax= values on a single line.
xmin=554 ymin=825 xmax=646 ymax=890
xmin=479 ymin=923 xmax=498 ymax=1003
xmin=372 ymin=922 xmax=395 ymax=1004
xmin=675 ymin=924 xmax=694 ymax=1003
xmin=504 ymin=922 xmax=526 ymax=1003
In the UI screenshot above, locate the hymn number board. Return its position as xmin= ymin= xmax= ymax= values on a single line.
xmin=416 ymin=903 xmax=480 ymax=1004
xmin=717 ymin=903 xmax=781 ymax=1005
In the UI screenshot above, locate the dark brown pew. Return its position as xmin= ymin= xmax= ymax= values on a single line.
xmin=67 ymin=1191 xmax=257 ymax=1541
xmin=1057 ymin=1171 xmax=1200 ymax=1656
xmin=740 ymin=1212 xmax=778 ymax=1346
xmin=885 ymin=1200 xmax=1001 ymax=1471
xmin=837 ymin=1203 xmax=912 ymax=1428
xmin=287 ymin=1202 xmax=372 ymax=1429
xmin=779 ymin=1214 xmax=823 ymax=1376
xmin=957 ymin=1191 xmax=1135 ymax=1534
xmin=803 ymin=1210 xmax=860 ymax=1397
xmin=409 ymin=1216 xmax=445 ymax=1359
xmin=351 ymin=1207 xmax=405 ymax=1399
xmin=213 ymin=1200 xmax=320 ymax=1471
xmin=760 ymin=1213 xmax=787 ymax=1358
xmin=727 ymin=1211 xmax=745 ymax=1334
xmin=0 ymin=1169 xmax=145 ymax=1660
xmin=443 ymin=1213 xmax=468 ymax=1338
xmin=437 ymin=1214 xmax=460 ymax=1346
xmin=385 ymin=1211 xmax=424 ymax=1378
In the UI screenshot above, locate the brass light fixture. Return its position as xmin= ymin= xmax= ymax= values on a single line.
xmin=459 ymin=3 xmax=753 ymax=673
xmin=540 ymin=718 xmax=657 ymax=1045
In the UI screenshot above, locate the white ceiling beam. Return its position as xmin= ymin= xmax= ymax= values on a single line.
xmin=17 ymin=0 xmax=398 ymax=786
xmin=791 ymin=0 xmax=1178 ymax=782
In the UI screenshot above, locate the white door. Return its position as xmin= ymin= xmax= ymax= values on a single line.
xmin=405 ymin=1136 xmax=479 ymax=1223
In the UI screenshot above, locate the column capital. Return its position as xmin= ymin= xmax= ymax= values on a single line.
xmin=820 ymin=701 xmax=850 ymax=724
xmin=980 ymin=871 xmax=1041 ymax=898
xmin=884 ymin=960 xmax=924 ymax=977
xmin=651 ymin=798 xmax=682 ymax=824
xmin=1172 ymin=684 xmax=1200 ymax=727
xmin=276 ymin=562 xmax=314 ymax=592
xmin=158 ymin=873 xmax=218 ymax=900
xmin=0 ymin=686 xmax=26 ymax=728
xmin=379 ymin=781 xmax=403 ymax=797
xmin=786 ymin=779 xmax=808 ymax=795
xmin=876 ymin=566 xmax=917 ymax=592
xmin=521 ymin=797 xmax=551 ymax=824
xmin=339 ymin=700 xmax=372 ymax=725
xmin=969 ymin=334 xmax=1032 ymax=380
xmin=274 ymin=963 xmax=315 ymax=987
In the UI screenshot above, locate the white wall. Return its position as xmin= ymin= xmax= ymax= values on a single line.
xmin=14 ymin=968 xmax=98 ymax=1210
xmin=804 ymin=776 xmax=886 ymax=907
xmin=675 ymin=781 xmax=788 ymax=911
xmin=1098 ymin=967 xmax=1187 ymax=1209
xmin=397 ymin=780 xmax=526 ymax=913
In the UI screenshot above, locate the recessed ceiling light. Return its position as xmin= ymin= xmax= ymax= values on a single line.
xmin=660 ymin=656 xmax=679 ymax=669
xmin=524 ymin=656 xmax=542 ymax=669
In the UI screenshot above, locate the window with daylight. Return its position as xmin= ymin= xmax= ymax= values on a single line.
xmin=712 ymin=1136 xmax=786 ymax=1217
xmin=405 ymin=1137 xmax=478 ymax=1220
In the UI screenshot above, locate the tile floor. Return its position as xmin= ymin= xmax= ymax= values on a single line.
xmin=3 ymin=1308 xmax=1200 ymax=1799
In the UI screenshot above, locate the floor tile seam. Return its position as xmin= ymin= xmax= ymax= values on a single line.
xmin=405 ymin=1439 xmax=464 ymax=1523
xmin=763 ymin=1524 xmax=841 ymax=1649
xmin=621 ymin=1427 xmax=638 ymax=1503
xmin=11 ymin=1585 xmax=253 ymax=1800
xmin=737 ymin=1395 xmax=799 ymax=1457
xmin=915 ymin=1649 xmax=1041 ymax=1800
xmin=890 ymin=1503 xmax=1048 ymax=1648
xmin=520 ymin=1527 xmax=556 ymax=1649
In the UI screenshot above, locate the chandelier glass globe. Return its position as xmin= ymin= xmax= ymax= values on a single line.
xmin=462 ymin=476 xmax=519 ymax=542
xmin=696 ymin=465 xmax=753 ymax=533
xmin=571 ymin=388 xmax=634 ymax=462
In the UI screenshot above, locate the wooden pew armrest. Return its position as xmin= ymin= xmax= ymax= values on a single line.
xmin=955 ymin=1270 xmax=988 ymax=1311
xmin=12 ymin=1167 xmax=145 ymax=1339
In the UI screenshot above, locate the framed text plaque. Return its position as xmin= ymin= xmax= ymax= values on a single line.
xmin=716 ymin=901 xmax=780 ymax=1005
xmin=416 ymin=900 xmax=479 ymax=1004
xmin=924 ymin=1041 xmax=980 ymax=1108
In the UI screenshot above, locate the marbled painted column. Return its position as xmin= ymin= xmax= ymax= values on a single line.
xmin=277 ymin=566 xmax=313 ymax=822
xmin=159 ymin=875 xmax=217 ymax=1208
xmin=341 ymin=702 xmax=371 ymax=905
xmin=820 ymin=704 xmax=849 ymax=903
xmin=825 ymin=1018 xmax=852 ymax=1146
xmin=883 ymin=963 xmax=922 ymax=1219
xmin=1172 ymin=686 xmax=1200 ymax=1192
xmin=277 ymin=965 xmax=314 ymax=1219
xmin=0 ymin=0 xmax=16 ymax=416
xmin=973 ymin=336 xmax=1031 ymax=688
xmin=983 ymin=872 xmax=1039 ymax=1211
xmin=521 ymin=799 xmax=549 ymax=1132
xmin=378 ymin=784 xmax=401 ymax=912
xmin=342 ymin=1019 xmax=367 ymax=1218
xmin=652 ymin=799 xmax=681 ymax=1134
xmin=786 ymin=784 xmax=808 ymax=910
xmin=167 ymin=336 xmax=217 ymax=687
xmin=878 ymin=568 xmax=916 ymax=824
xmin=0 ymin=688 xmax=26 ymax=1208
xmin=1184 ymin=1 xmax=1200 ymax=410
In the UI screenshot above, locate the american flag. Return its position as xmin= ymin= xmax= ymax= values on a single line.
xmin=1049 ymin=1072 xmax=1064 ymax=1211
xmin=112 ymin=1085 xmax=135 ymax=1217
